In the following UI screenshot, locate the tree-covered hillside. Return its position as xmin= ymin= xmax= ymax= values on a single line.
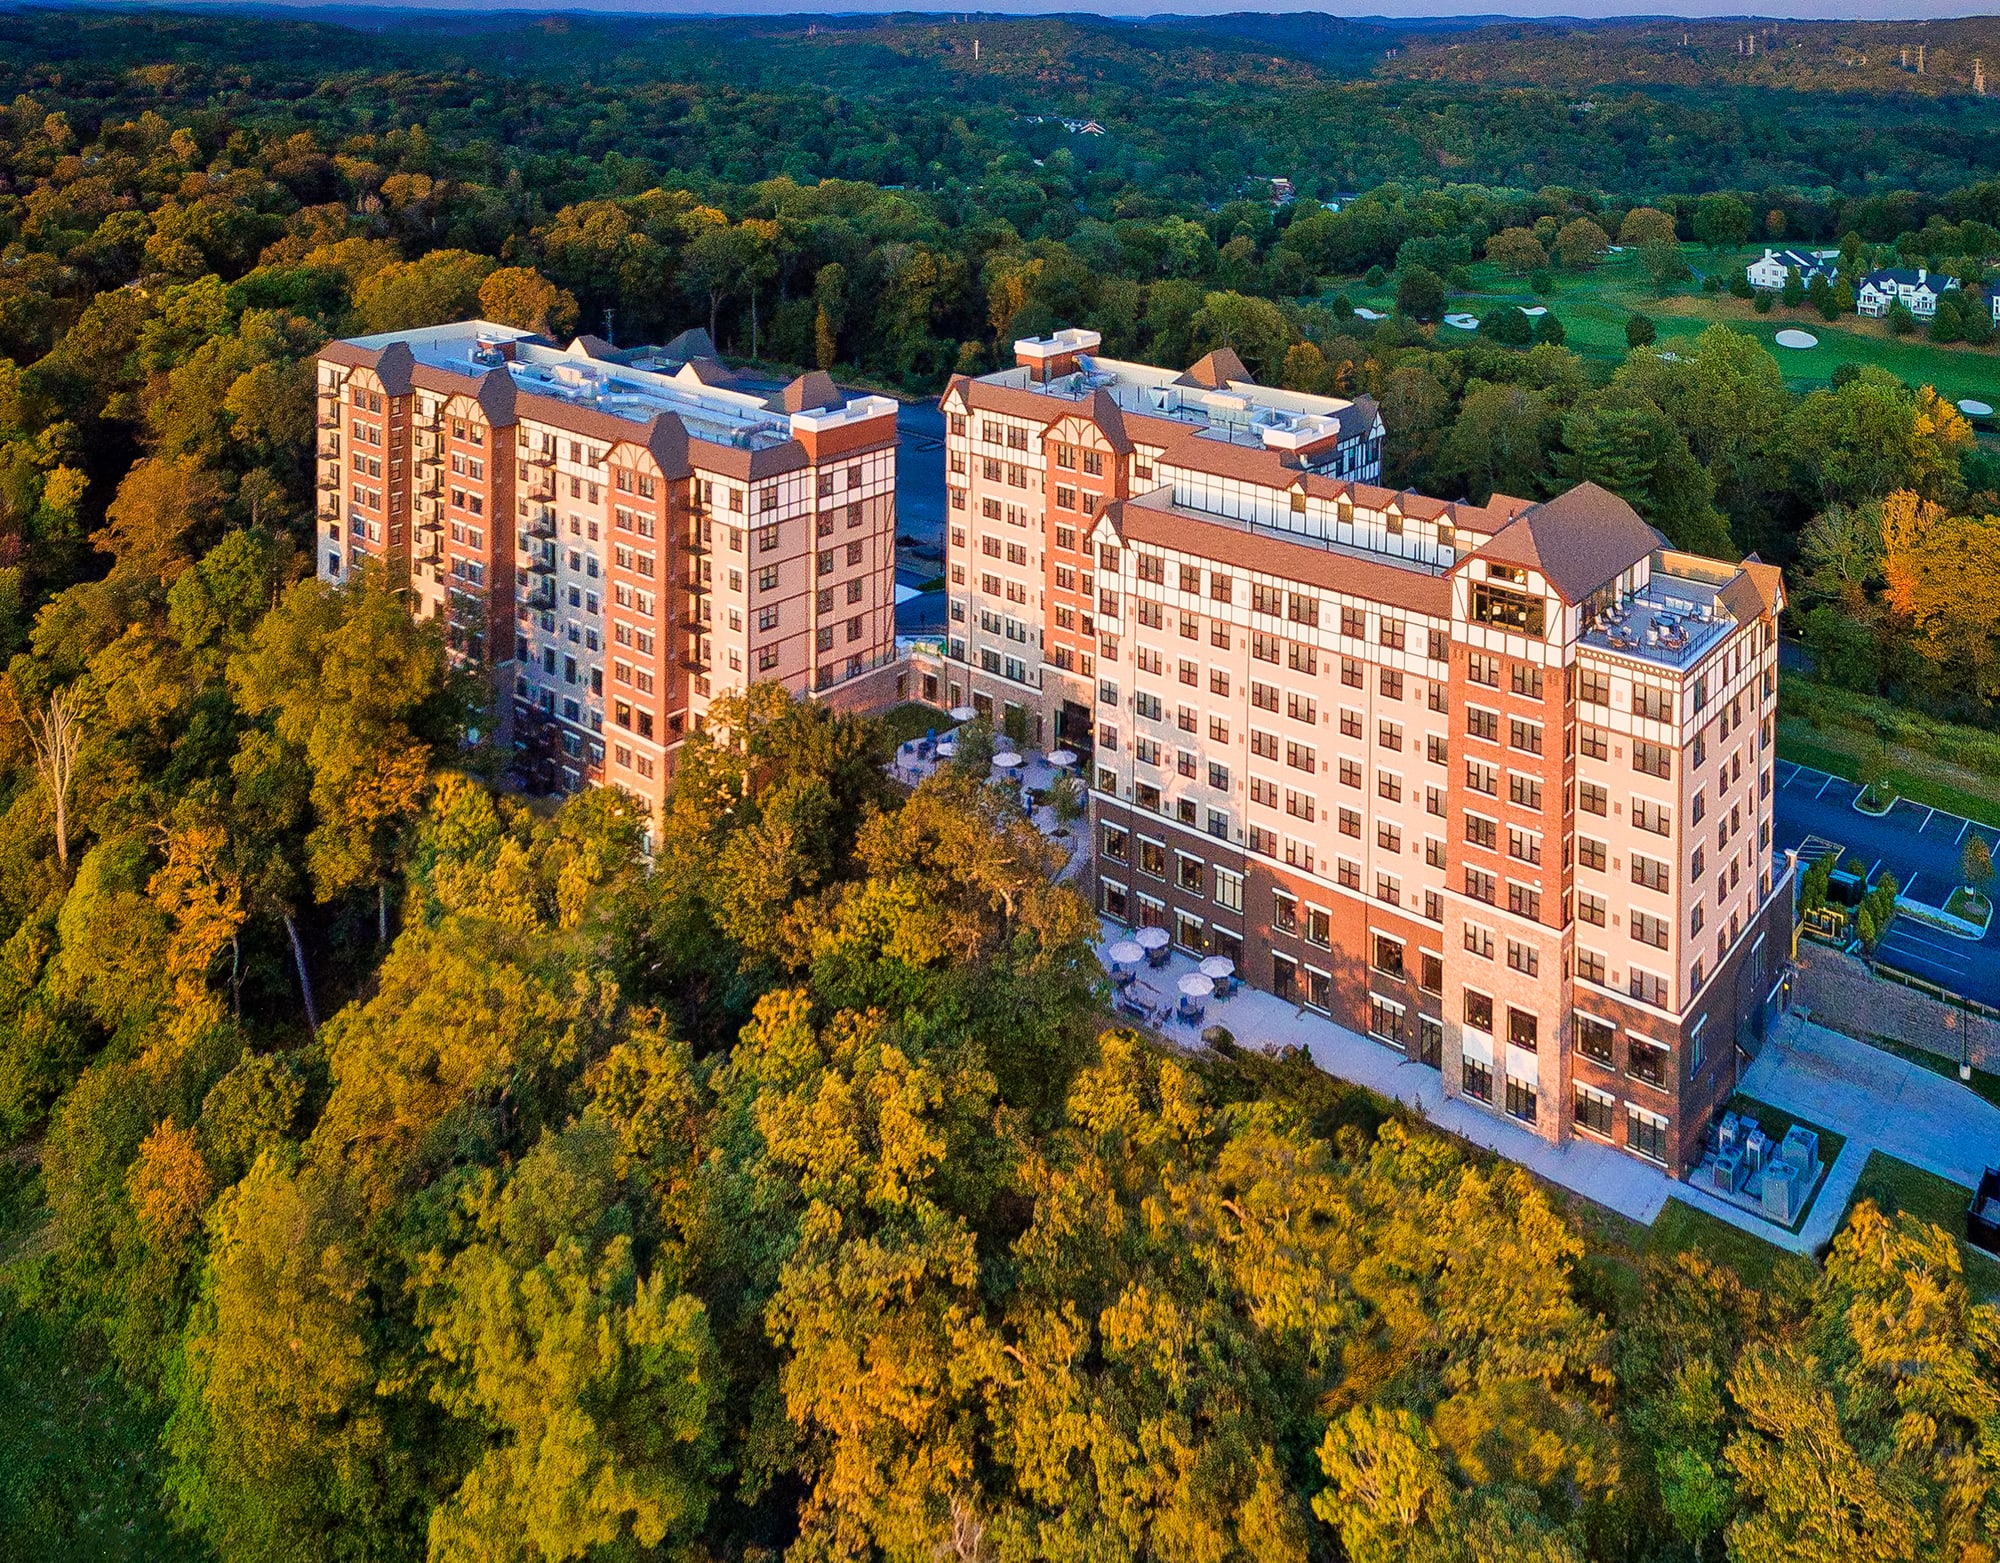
xmin=0 ymin=10 xmax=1997 ymax=1560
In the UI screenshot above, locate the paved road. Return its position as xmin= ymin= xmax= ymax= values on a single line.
xmin=1775 ymin=761 xmax=2000 ymax=1007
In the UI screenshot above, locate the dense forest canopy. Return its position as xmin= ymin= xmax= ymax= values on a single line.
xmin=0 ymin=7 xmax=1997 ymax=1561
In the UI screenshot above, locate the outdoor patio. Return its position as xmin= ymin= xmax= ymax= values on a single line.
xmin=1088 ymin=924 xmax=1968 ymax=1256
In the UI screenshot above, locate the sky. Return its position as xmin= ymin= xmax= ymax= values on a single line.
xmin=189 ymin=0 xmax=2000 ymax=18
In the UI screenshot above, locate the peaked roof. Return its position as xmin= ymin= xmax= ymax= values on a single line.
xmin=1474 ymin=481 xmax=1665 ymax=603
xmin=771 ymin=370 xmax=845 ymax=414
xmin=660 ymin=326 xmax=717 ymax=361
xmin=1177 ymin=347 xmax=1249 ymax=389
xmin=372 ymin=339 xmax=416 ymax=397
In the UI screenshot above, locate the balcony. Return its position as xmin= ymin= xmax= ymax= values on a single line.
xmin=316 ymin=408 xmax=339 ymax=430
xmin=317 ymin=434 xmax=340 ymax=458
xmin=317 ymin=472 xmax=342 ymax=493
xmin=520 ymin=445 xmax=554 ymax=467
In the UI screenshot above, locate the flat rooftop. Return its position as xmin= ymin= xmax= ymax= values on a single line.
xmin=990 ymin=331 xmax=1371 ymax=455
xmin=341 ymin=320 xmax=891 ymax=453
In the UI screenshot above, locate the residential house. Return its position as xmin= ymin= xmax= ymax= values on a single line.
xmin=1744 ymin=248 xmax=1838 ymax=291
xmin=1856 ymin=266 xmax=1959 ymax=319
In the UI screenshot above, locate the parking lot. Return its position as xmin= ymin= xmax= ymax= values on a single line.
xmin=1775 ymin=762 xmax=2000 ymax=1007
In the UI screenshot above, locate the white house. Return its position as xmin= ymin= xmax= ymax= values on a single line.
xmin=1992 ymin=289 xmax=1999 ymax=326
xmin=1745 ymin=247 xmax=1838 ymax=291
xmin=1856 ymin=266 xmax=1959 ymax=319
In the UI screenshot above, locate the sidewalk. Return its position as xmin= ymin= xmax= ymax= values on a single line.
xmin=1102 ymin=932 xmax=1673 ymax=1226
xmin=1098 ymin=931 xmax=2000 ymax=1256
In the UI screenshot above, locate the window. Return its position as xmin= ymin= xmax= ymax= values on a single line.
xmin=1505 ymin=1077 xmax=1537 ymax=1124
xmin=1305 ymin=907 xmax=1332 ymax=948
xmin=1509 ymin=773 xmax=1542 ymax=811
xmin=1629 ymin=968 xmax=1669 ymax=1007
xmin=1290 ymin=692 xmax=1317 ymax=724
xmin=1633 ymin=798 xmax=1671 ymax=835
xmin=1214 ymin=868 xmax=1243 ymax=912
xmin=1576 ymin=948 xmax=1606 ymax=984
xmin=1507 ymin=1007 xmax=1538 ymax=1051
xmin=1471 ymin=580 xmax=1545 ymax=635
xmin=1463 ymin=989 xmax=1493 ymax=1032
xmin=1467 ymin=707 xmax=1499 ymax=742
xmin=1506 ymin=939 xmax=1538 ymax=977
xmin=1631 ymin=910 xmax=1671 ymax=949
xmin=1465 ymin=868 xmax=1496 ymax=904
xmin=1466 ymin=813 xmax=1498 ymax=850
xmin=1575 ymin=1084 xmax=1615 ymax=1138
xmin=1626 ymin=1104 xmax=1670 ymax=1163
xmin=1577 ymin=1015 xmax=1615 ymax=1064
xmin=1507 ymin=882 xmax=1540 ymax=922
xmin=1101 ymin=824 xmax=1129 ymax=861
xmin=1507 ymin=826 xmax=1540 ymax=865
xmin=1634 ymin=740 xmax=1673 ymax=779
xmin=1510 ymin=664 xmax=1543 ymax=698
xmin=1578 ymin=837 xmax=1607 ymax=872
xmin=1632 ymin=854 xmax=1671 ymax=892
xmin=1576 ymin=667 xmax=1610 ymax=706
xmin=1579 ymin=782 xmax=1608 ymax=816
xmin=1369 ymin=995 xmax=1406 ymax=1046
xmin=1177 ymin=854 xmax=1204 ymax=894
xmin=1508 ymin=718 xmax=1543 ymax=755
xmin=1468 ymin=653 xmax=1500 ymax=687
xmin=1372 ymin=934 xmax=1405 ymax=978
xmin=1578 ymin=891 xmax=1606 ymax=927
xmin=1464 ymin=923 xmax=1493 ymax=958
xmin=1272 ymin=892 xmax=1298 ymax=933
xmin=1341 ymin=606 xmax=1367 ymax=638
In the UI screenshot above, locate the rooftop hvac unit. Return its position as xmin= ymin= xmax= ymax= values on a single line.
xmin=1762 ymin=1160 xmax=1802 ymax=1222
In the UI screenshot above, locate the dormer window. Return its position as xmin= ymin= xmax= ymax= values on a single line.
xmin=1488 ymin=563 xmax=1526 ymax=584
xmin=1290 ymin=491 xmax=1306 ymax=515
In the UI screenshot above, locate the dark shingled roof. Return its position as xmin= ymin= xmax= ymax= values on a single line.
xmin=660 ymin=327 xmax=717 ymax=362
xmin=1473 ymin=481 xmax=1665 ymax=603
xmin=1177 ymin=347 xmax=1249 ymax=389
xmin=372 ymin=340 xmax=416 ymax=397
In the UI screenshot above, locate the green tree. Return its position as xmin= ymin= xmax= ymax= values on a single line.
xmin=1692 ymin=195 xmax=1753 ymax=251
xmin=1395 ymin=265 xmax=1446 ymax=323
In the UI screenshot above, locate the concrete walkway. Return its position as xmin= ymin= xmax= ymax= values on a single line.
xmin=1744 ymin=1011 xmax=2000 ymax=1188
xmin=1100 ymin=930 xmax=2000 ymax=1257
xmin=1104 ymin=933 xmax=1673 ymax=1226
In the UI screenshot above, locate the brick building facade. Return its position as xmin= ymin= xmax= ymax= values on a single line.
xmin=314 ymin=321 xmax=902 ymax=821
xmin=945 ymin=329 xmax=1793 ymax=1177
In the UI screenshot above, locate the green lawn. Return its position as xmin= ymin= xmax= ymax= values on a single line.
xmin=1645 ymin=1198 xmax=1792 ymax=1292
xmin=1330 ymin=245 xmax=2000 ymax=402
xmin=1840 ymin=1150 xmax=2000 ymax=1299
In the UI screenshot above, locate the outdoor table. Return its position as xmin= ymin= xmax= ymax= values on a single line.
xmin=1047 ymin=749 xmax=1078 ymax=767
xmin=949 ymin=706 xmax=977 ymax=722
xmin=1199 ymin=955 xmax=1235 ymax=997
xmin=1135 ymin=926 xmax=1170 ymax=967
xmin=935 ymin=740 xmax=957 ymax=758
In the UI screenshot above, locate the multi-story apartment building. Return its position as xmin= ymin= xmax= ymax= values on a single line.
xmin=946 ymin=329 xmax=1792 ymax=1178
xmin=314 ymin=320 xmax=902 ymax=815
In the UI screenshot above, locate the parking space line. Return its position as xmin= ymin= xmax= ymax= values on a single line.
xmin=1779 ymin=761 xmax=1802 ymax=787
xmin=1866 ymin=857 xmax=1881 ymax=884
xmin=1959 ymin=818 xmax=1973 ymax=846
xmin=1921 ymin=807 xmax=1936 ymax=832
xmin=1816 ymin=774 xmax=1836 ymax=799
xmin=1904 ymin=871 xmax=1922 ymax=902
